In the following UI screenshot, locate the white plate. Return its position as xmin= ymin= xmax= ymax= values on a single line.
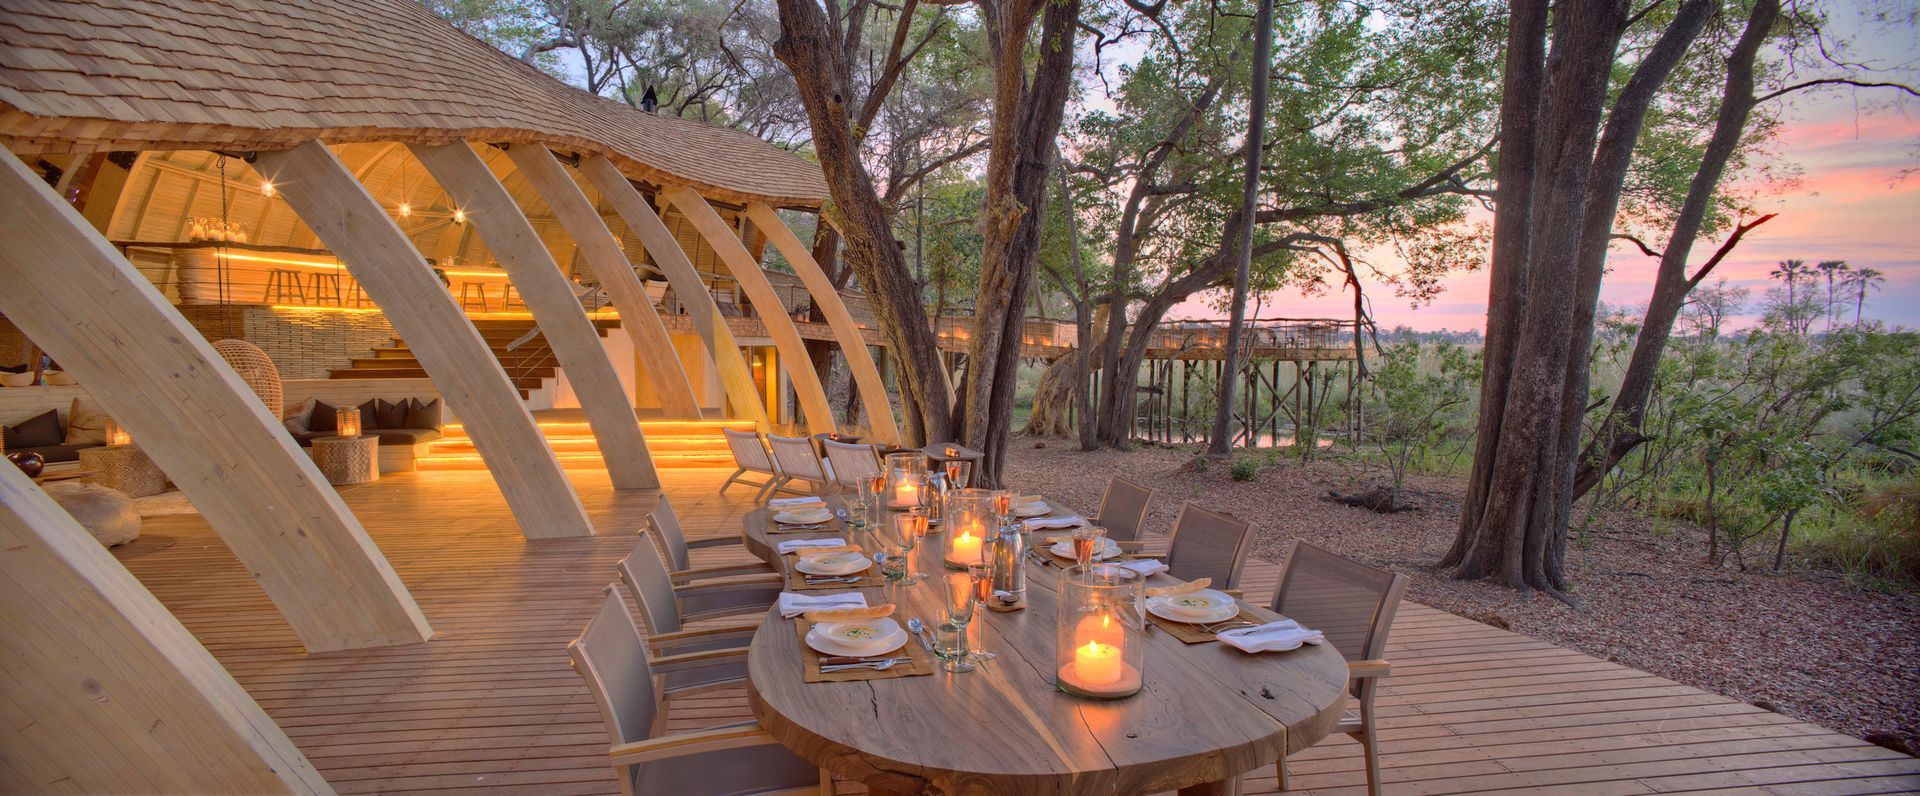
xmin=794 ymin=550 xmax=871 ymax=576
xmin=1049 ymin=539 xmax=1122 ymax=561
xmin=1014 ymin=502 xmax=1052 ymax=518
xmin=805 ymin=618 xmax=908 ymax=658
xmin=774 ymin=509 xmax=834 ymax=525
xmin=1146 ymin=590 xmax=1241 ymax=624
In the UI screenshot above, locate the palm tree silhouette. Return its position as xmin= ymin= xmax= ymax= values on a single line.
xmin=1770 ymin=259 xmax=1814 ymax=333
xmin=1815 ymin=260 xmax=1849 ymax=331
xmin=1844 ymin=267 xmax=1885 ymax=325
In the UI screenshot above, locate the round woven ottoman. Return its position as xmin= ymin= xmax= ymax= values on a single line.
xmin=43 ymin=481 xmax=140 ymax=546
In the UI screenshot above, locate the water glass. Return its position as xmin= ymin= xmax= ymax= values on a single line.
xmin=890 ymin=509 xmax=926 ymax=583
xmin=936 ymin=572 xmax=977 ymax=672
xmin=877 ymin=547 xmax=908 ymax=582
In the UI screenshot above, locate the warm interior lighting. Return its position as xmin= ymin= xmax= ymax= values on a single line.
xmin=260 ymin=180 xmax=276 ymax=197
xmin=104 ymin=418 xmax=132 ymax=447
xmin=337 ymin=407 xmax=362 ymax=438
xmin=398 ymin=202 xmax=412 ymax=217
xmin=453 ymin=208 xmax=466 ymax=223
xmin=216 ymin=251 xmax=343 ymax=270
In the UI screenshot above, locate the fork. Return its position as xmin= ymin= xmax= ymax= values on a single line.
xmin=803 ymin=575 xmax=864 ymax=584
xmin=1203 ymin=619 xmax=1258 ymax=634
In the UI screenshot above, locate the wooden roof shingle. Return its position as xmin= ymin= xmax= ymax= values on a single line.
xmin=0 ymin=0 xmax=828 ymax=206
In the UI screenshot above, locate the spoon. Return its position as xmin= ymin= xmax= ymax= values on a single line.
xmin=905 ymin=618 xmax=935 ymax=651
xmin=820 ymin=658 xmax=906 ymax=673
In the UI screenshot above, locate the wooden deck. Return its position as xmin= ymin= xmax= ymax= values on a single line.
xmin=113 ymin=470 xmax=1920 ymax=794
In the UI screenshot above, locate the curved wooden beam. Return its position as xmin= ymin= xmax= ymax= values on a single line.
xmin=504 ymin=144 xmax=703 ymax=419
xmin=256 ymin=141 xmax=596 ymax=539
xmin=412 ymin=141 xmax=662 ymax=490
xmin=0 ymin=464 xmax=331 ymax=794
xmin=745 ymin=203 xmax=901 ymax=445
xmin=577 ymin=156 xmax=770 ymax=429
xmin=662 ymin=186 xmax=836 ymax=435
xmin=0 ymin=152 xmax=433 ymax=651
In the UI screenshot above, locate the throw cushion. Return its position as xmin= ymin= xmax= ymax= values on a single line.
xmin=356 ymin=399 xmax=381 ymax=431
xmin=6 ymin=409 xmax=62 ymax=449
xmin=283 ymin=398 xmax=316 ymax=433
xmin=309 ymin=401 xmax=339 ymax=434
xmin=376 ymin=398 xmax=410 ymax=429
xmin=0 ymin=363 xmax=26 ymax=373
xmin=407 ymin=397 xmax=443 ymax=430
xmin=65 ymin=399 xmax=111 ymax=445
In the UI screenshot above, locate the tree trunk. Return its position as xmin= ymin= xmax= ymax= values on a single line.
xmin=1445 ymin=0 xmax=1630 ymax=596
xmin=956 ymin=0 xmax=1081 ymax=485
xmin=1772 ymin=507 xmax=1797 ymax=571
xmin=1207 ymin=0 xmax=1275 ymax=460
xmin=1059 ymin=163 xmax=1098 ymax=451
xmin=773 ymin=0 xmax=953 ymax=444
xmin=1572 ymin=0 xmax=1779 ymax=499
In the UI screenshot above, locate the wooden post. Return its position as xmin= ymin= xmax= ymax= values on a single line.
xmin=0 ymin=465 xmax=333 ymax=794
xmin=257 ymin=141 xmax=594 ymax=539
xmin=0 ymin=152 xmax=432 ymax=652
xmin=576 ymin=156 xmax=770 ymax=429
xmin=662 ymin=187 xmax=836 ymax=435
xmin=504 ymin=144 xmax=702 ymax=419
xmin=745 ymin=203 xmax=901 ymax=445
xmin=411 ymin=141 xmax=660 ymax=490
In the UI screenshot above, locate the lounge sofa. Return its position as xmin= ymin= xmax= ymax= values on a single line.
xmin=283 ymin=397 xmax=443 ymax=449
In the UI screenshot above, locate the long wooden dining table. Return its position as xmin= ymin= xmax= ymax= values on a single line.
xmin=741 ymin=496 xmax=1350 ymax=794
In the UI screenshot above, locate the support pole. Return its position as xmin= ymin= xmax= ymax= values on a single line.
xmin=745 ymin=203 xmax=901 ymax=445
xmin=505 ymin=144 xmax=702 ymax=420
xmin=663 ymin=187 xmax=836 ymax=434
xmin=0 ymin=465 xmax=332 ymax=794
xmin=577 ymin=157 xmax=769 ymax=429
xmin=258 ymin=141 xmax=594 ymax=539
xmin=413 ymin=141 xmax=659 ymax=490
xmin=0 ymin=151 xmax=432 ymax=651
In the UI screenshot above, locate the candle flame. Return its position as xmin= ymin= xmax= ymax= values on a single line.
xmin=1084 ymin=640 xmax=1100 ymax=655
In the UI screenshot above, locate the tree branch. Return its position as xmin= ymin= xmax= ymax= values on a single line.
xmin=1756 ymin=78 xmax=1920 ymax=104
xmin=1685 ymin=213 xmax=1777 ymax=289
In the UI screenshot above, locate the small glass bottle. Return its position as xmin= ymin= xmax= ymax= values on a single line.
xmin=986 ymin=523 xmax=1027 ymax=611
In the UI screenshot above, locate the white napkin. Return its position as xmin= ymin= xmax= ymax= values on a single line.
xmin=1217 ymin=619 xmax=1324 ymax=653
xmin=1023 ymin=515 xmax=1087 ymax=530
xmin=776 ymin=591 xmax=867 ymax=619
xmin=770 ymin=496 xmax=827 ymax=508
xmin=1115 ymin=558 xmax=1169 ymax=577
xmin=776 ymin=537 xmax=848 ymax=554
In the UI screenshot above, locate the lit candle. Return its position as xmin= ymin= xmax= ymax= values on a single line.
xmin=1075 ymin=612 xmax=1123 ymax=649
xmin=104 ymin=419 xmax=132 ymax=447
xmin=1072 ymin=639 xmax=1123 ymax=687
xmin=949 ymin=529 xmax=983 ymax=565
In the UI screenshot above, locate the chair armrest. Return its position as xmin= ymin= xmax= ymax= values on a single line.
xmin=673 ymin=573 xmax=785 ymax=596
xmin=1348 ymin=659 xmax=1391 ymax=678
xmin=1221 ymin=588 xmax=1244 ymax=598
xmin=686 ymin=536 xmax=748 ymax=551
xmin=673 ymin=561 xmax=777 ymax=583
xmin=650 ymin=646 xmax=750 ymax=673
xmin=1113 ymin=540 xmax=1149 ymax=551
xmin=608 ymin=723 xmax=779 ymax=767
xmin=646 ymin=622 xmax=759 ymax=648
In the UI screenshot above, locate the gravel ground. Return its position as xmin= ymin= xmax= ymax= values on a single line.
xmin=1003 ymin=441 xmax=1920 ymax=747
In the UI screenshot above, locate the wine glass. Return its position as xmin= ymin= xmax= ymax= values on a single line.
xmin=965 ymin=562 xmax=998 ymax=660
xmin=992 ymin=489 xmax=1015 ymax=529
xmin=936 ymin=572 xmax=977 ymax=673
xmin=890 ymin=508 xmax=926 ymax=585
xmin=945 ymin=459 xmax=973 ymax=490
xmin=1072 ymin=525 xmax=1109 ymax=569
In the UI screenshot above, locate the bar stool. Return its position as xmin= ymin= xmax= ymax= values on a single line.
xmin=501 ymin=283 xmax=525 ymax=311
xmin=306 ymin=271 xmax=344 ymax=306
xmin=264 ymin=269 xmax=305 ymax=303
xmin=346 ymin=280 xmax=372 ymax=308
xmin=459 ymin=282 xmax=491 ymax=311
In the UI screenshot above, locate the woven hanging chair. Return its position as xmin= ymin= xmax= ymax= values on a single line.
xmin=211 ymin=339 xmax=284 ymax=417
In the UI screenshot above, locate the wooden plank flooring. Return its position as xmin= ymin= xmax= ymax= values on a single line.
xmin=112 ymin=470 xmax=1920 ymax=794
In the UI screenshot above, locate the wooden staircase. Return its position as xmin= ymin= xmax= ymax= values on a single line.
xmin=417 ymin=417 xmax=750 ymax=470
xmin=329 ymin=318 xmax=621 ymax=399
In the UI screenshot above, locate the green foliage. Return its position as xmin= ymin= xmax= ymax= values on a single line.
xmin=1229 ymin=458 xmax=1260 ymax=482
xmin=1361 ymin=340 xmax=1479 ymax=492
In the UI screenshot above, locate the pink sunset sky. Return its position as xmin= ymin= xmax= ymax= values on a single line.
xmin=1166 ymin=17 xmax=1920 ymax=332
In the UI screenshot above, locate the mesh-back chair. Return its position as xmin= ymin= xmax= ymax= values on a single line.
xmin=617 ymin=532 xmax=776 ymax=691
xmin=649 ymin=495 xmax=773 ymax=579
xmin=767 ymin=434 xmax=832 ymax=494
xmin=569 ymin=588 xmax=825 ymax=796
xmin=1091 ymin=476 xmax=1154 ymax=547
xmin=1163 ymin=502 xmax=1255 ymax=590
xmin=1269 ymin=541 xmax=1408 ymax=796
xmin=721 ymin=429 xmax=784 ymax=501
xmin=821 ymin=439 xmax=883 ymax=490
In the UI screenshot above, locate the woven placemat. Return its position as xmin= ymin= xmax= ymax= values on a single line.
xmin=1147 ymin=604 xmax=1265 ymax=644
xmin=784 ymin=551 xmax=884 ymax=591
xmin=795 ymin=618 xmax=935 ymax=683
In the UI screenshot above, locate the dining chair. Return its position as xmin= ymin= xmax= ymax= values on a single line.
xmin=1269 ymin=541 xmax=1407 ymax=796
xmin=1090 ymin=476 xmax=1155 ymax=547
xmin=767 ymin=434 xmax=834 ymax=494
xmin=618 ymin=530 xmax=779 ymax=639
xmin=821 ymin=438 xmax=882 ymax=490
xmin=569 ymin=588 xmax=828 ymax=796
xmin=648 ymin=495 xmax=772 ymax=578
xmin=721 ymin=428 xmax=784 ymax=501
xmin=1163 ymin=502 xmax=1255 ymax=591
